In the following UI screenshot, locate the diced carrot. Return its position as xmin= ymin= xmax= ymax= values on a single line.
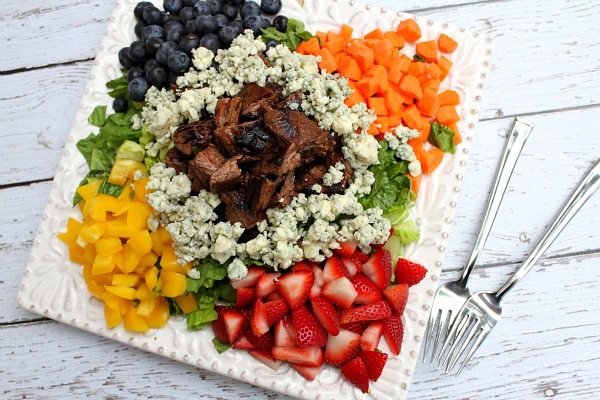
xmin=340 ymin=24 xmax=353 ymax=39
xmin=439 ymin=90 xmax=460 ymax=106
xmin=384 ymin=31 xmax=405 ymax=48
xmin=324 ymin=37 xmax=346 ymax=54
xmin=317 ymin=48 xmax=338 ymax=73
xmin=327 ymin=31 xmax=342 ymax=42
xmin=437 ymin=56 xmax=453 ymax=78
xmin=402 ymin=105 xmax=422 ymax=129
xmin=334 ymin=52 xmax=347 ymax=67
xmin=339 ymin=58 xmax=362 ymax=81
xmin=362 ymin=39 xmax=380 ymax=48
xmin=417 ymin=74 xmax=429 ymax=85
xmin=316 ymin=31 xmax=327 ymax=44
xmin=388 ymin=68 xmax=404 ymax=85
xmin=367 ymin=123 xmax=379 ymax=135
xmin=368 ymin=97 xmax=388 ymax=116
xmin=356 ymin=77 xmax=379 ymax=99
xmin=345 ymin=91 xmax=365 ymax=108
xmin=297 ymin=37 xmax=321 ymax=55
xmin=421 ymin=147 xmax=445 ymax=175
xmin=396 ymin=55 xmax=412 ymax=74
xmin=427 ymin=63 xmax=443 ymax=80
xmin=416 ymin=40 xmax=438 ymax=62
xmin=438 ymin=33 xmax=458 ymax=53
xmin=367 ymin=65 xmax=388 ymax=94
xmin=347 ymin=80 xmax=358 ymax=90
xmin=365 ymin=28 xmax=385 ymax=40
xmin=417 ymin=88 xmax=440 ymax=117
xmin=419 ymin=118 xmax=431 ymax=142
xmin=373 ymin=39 xmax=395 ymax=67
xmin=409 ymin=174 xmax=421 ymax=194
xmin=422 ymin=79 xmax=441 ymax=93
xmin=408 ymin=62 xmax=427 ymax=77
xmin=352 ymin=47 xmax=375 ymax=72
xmin=448 ymin=122 xmax=462 ymax=144
xmin=389 ymin=113 xmax=403 ymax=128
xmin=396 ymin=18 xmax=421 ymax=42
xmin=399 ymin=75 xmax=423 ymax=100
xmin=437 ymin=105 xmax=460 ymax=125
xmin=385 ymin=87 xmax=405 ymax=115
xmin=375 ymin=116 xmax=389 ymax=133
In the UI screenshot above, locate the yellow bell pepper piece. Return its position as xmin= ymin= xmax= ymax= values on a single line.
xmin=157 ymin=226 xmax=172 ymax=244
xmin=83 ymin=195 xmax=122 ymax=222
xmin=175 ymin=294 xmax=198 ymax=314
xmin=135 ymin=283 xmax=159 ymax=300
xmin=144 ymin=266 xmax=159 ymax=291
xmin=104 ymin=304 xmax=122 ymax=328
xmin=125 ymin=202 xmax=154 ymax=232
xmin=76 ymin=180 xmax=101 ymax=201
xmin=58 ymin=218 xmax=83 ymax=246
xmin=159 ymin=270 xmax=187 ymax=298
xmin=127 ymin=230 xmax=153 ymax=256
xmin=160 ymin=246 xmax=192 ymax=274
xmin=104 ymin=285 xmax=136 ymax=300
xmin=92 ymin=253 xmax=115 ymax=275
xmin=118 ymin=183 xmax=134 ymax=201
xmin=150 ymin=231 xmax=164 ymax=256
xmin=123 ymin=307 xmax=149 ymax=332
xmin=112 ymin=274 xmax=140 ymax=287
xmin=136 ymin=298 xmax=157 ymax=317
xmin=138 ymin=252 xmax=158 ymax=269
xmin=68 ymin=244 xmax=86 ymax=265
xmin=95 ymin=237 xmax=122 ymax=256
xmin=79 ymin=221 xmax=106 ymax=244
xmin=145 ymin=297 xmax=170 ymax=328
xmin=105 ymin=218 xmax=136 ymax=238
xmin=101 ymin=290 xmax=123 ymax=311
xmin=134 ymin=177 xmax=149 ymax=202
xmin=121 ymin=243 xmax=141 ymax=273
xmin=109 ymin=160 xmax=143 ymax=186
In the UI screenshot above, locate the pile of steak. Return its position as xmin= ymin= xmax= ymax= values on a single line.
xmin=164 ymin=83 xmax=353 ymax=229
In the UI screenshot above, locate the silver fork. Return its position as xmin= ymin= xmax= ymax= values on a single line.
xmin=439 ymin=159 xmax=600 ymax=375
xmin=421 ymin=118 xmax=535 ymax=364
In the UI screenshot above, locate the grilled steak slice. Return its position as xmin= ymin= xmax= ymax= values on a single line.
xmin=235 ymin=120 xmax=275 ymax=154
xmin=221 ymin=191 xmax=263 ymax=228
xmin=270 ymin=173 xmax=295 ymax=208
xmin=252 ymin=177 xmax=279 ymax=212
xmin=240 ymin=83 xmax=281 ymax=116
xmin=264 ymin=107 xmax=296 ymax=145
xmin=189 ymin=144 xmax=226 ymax=189
xmin=164 ymin=148 xmax=190 ymax=175
xmin=279 ymin=91 xmax=303 ymax=110
xmin=172 ymin=120 xmax=214 ymax=156
xmin=214 ymin=125 xmax=238 ymax=156
xmin=288 ymin=110 xmax=333 ymax=158
xmin=295 ymin=163 xmax=327 ymax=193
xmin=215 ymin=97 xmax=243 ymax=127
xmin=210 ymin=156 xmax=243 ymax=192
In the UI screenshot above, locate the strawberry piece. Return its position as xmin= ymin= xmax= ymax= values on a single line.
xmin=382 ymin=316 xmax=404 ymax=355
xmin=232 ymin=334 xmax=255 ymax=350
xmin=324 ymin=329 xmax=361 ymax=366
xmin=256 ymin=272 xmax=280 ymax=298
xmin=276 ymin=269 xmax=314 ymax=309
xmin=245 ymin=329 xmax=274 ymax=352
xmin=340 ymin=301 xmax=392 ymax=325
xmin=350 ymin=274 xmax=382 ymax=305
xmin=310 ymin=264 xmax=325 ymax=298
xmin=310 ymin=296 xmax=340 ymax=335
xmin=249 ymin=350 xmax=282 ymax=370
xmin=220 ymin=309 xmax=248 ymax=343
xmin=361 ymin=248 xmax=392 ymax=290
xmin=291 ymin=363 xmax=321 ymax=381
xmin=395 ymin=258 xmax=428 ymax=286
xmin=264 ymin=299 xmax=289 ymax=327
xmin=336 ymin=240 xmax=357 ymax=257
xmin=292 ymin=260 xmax=315 ymax=272
xmin=212 ymin=318 xmax=229 ymax=344
xmin=272 ymin=346 xmax=324 ymax=367
xmin=274 ymin=317 xmax=296 ymax=347
xmin=342 ymin=258 xmax=358 ymax=277
xmin=342 ymin=321 xmax=368 ymax=335
xmin=341 ymin=357 xmax=369 ymax=393
xmin=236 ymin=287 xmax=256 ymax=308
xmin=321 ymin=277 xmax=358 ymax=309
xmin=230 ymin=266 xmax=265 ymax=289
xmin=266 ymin=292 xmax=283 ymax=301
xmin=250 ymin=299 xmax=270 ymax=336
xmin=383 ymin=284 xmax=409 ymax=314
xmin=359 ymin=350 xmax=388 ymax=381
xmin=360 ymin=322 xmax=383 ymax=351
xmin=323 ymin=255 xmax=348 ymax=282
xmin=291 ymin=306 xmax=327 ymax=347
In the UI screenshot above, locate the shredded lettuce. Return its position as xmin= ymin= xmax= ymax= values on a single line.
xmin=429 ymin=122 xmax=456 ymax=154
xmin=212 ymin=337 xmax=231 ymax=354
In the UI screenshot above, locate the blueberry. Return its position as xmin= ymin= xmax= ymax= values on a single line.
xmin=260 ymin=0 xmax=282 ymax=15
xmin=164 ymin=15 xmax=181 ymax=25
xmin=146 ymin=65 xmax=169 ymax=88
xmin=142 ymin=24 xmax=165 ymax=42
xmin=144 ymin=59 xmax=160 ymax=76
xmin=259 ymin=17 xmax=271 ymax=30
xmin=222 ymin=5 xmax=237 ymax=21
xmin=193 ymin=1 xmax=210 ymax=16
xmin=113 ymin=97 xmax=129 ymax=113
xmin=243 ymin=15 xmax=263 ymax=36
xmin=199 ymin=33 xmax=222 ymax=53
xmin=183 ymin=0 xmax=195 ymax=5
xmin=218 ymin=25 xmax=238 ymax=47
xmin=230 ymin=0 xmax=245 ymax=5
xmin=180 ymin=6 xmax=195 ymax=23
xmin=207 ymin=0 xmax=224 ymax=15
xmin=145 ymin=37 xmax=164 ymax=56
xmin=168 ymin=71 xmax=180 ymax=85
xmin=228 ymin=20 xmax=244 ymax=35
xmin=273 ymin=15 xmax=287 ymax=32
xmin=118 ymin=47 xmax=138 ymax=69
xmin=163 ymin=0 xmax=183 ymax=13
xmin=179 ymin=34 xmax=200 ymax=54
xmin=195 ymin=15 xmax=219 ymax=35
xmin=167 ymin=50 xmax=191 ymax=73
xmin=214 ymin=14 xmax=229 ymax=29
xmin=127 ymin=67 xmax=145 ymax=81
xmin=240 ymin=1 xmax=261 ymax=19
xmin=129 ymin=40 xmax=147 ymax=63
xmin=134 ymin=2 xmax=153 ymax=19
xmin=143 ymin=6 xmax=163 ymax=25
xmin=265 ymin=39 xmax=278 ymax=49
xmin=166 ymin=22 xmax=185 ymax=42
xmin=134 ymin=20 xmax=146 ymax=38
xmin=185 ymin=20 xmax=197 ymax=34
xmin=156 ymin=41 xmax=178 ymax=66
xmin=128 ymin=77 xmax=150 ymax=102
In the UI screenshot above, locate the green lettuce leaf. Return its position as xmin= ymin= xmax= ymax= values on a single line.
xmin=429 ymin=122 xmax=456 ymax=154
xmin=88 ymin=105 xmax=107 ymax=127
xmin=98 ymin=176 xmax=123 ymax=197
xmin=187 ymin=258 xmax=228 ymax=293
xmin=90 ymin=148 xmax=115 ymax=173
xmin=394 ymin=219 xmax=420 ymax=244
xmin=218 ymin=283 xmax=237 ymax=304
xmin=212 ymin=337 xmax=231 ymax=354
xmin=261 ymin=18 xmax=314 ymax=50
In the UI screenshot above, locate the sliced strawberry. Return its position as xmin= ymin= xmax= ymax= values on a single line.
xmin=310 ymin=296 xmax=340 ymax=335
xmin=291 ymin=306 xmax=327 ymax=347
xmin=250 ymin=299 xmax=270 ymax=336
xmin=292 ymin=260 xmax=315 ymax=272
xmin=340 ymin=301 xmax=392 ymax=325
xmin=383 ymin=284 xmax=409 ymax=314
xmin=361 ymin=248 xmax=392 ymax=290
xmin=264 ymin=299 xmax=289 ymax=327
xmin=360 ymin=322 xmax=383 ymax=351
xmin=382 ymin=315 xmax=403 ymax=355
xmin=341 ymin=321 xmax=368 ymax=335
xmin=236 ymin=287 xmax=256 ymax=308
xmin=359 ymin=350 xmax=388 ymax=381
xmin=230 ymin=266 xmax=265 ymax=289
xmin=276 ymin=269 xmax=314 ymax=309
xmin=220 ymin=309 xmax=248 ymax=343
xmin=324 ymin=329 xmax=361 ymax=366
xmin=336 ymin=240 xmax=357 ymax=257
xmin=291 ymin=363 xmax=321 ymax=381
xmin=321 ymin=277 xmax=358 ymax=309
xmin=232 ymin=334 xmax=255 ymax=350
xmin=323 ymin=255 xmax=348 ymax=282
xmin=350 ymin=274 xmax=382 ymax=305
xmin=212 ymin=318 xmax=228 ymax=343
xmin=272 ymin=346 xmax=324 ymax=367
xmin=249 ymin=350 xmax=282 ymax=370
xmin=342 ymin=258 xmax=358 ymax=277
xmin=310 ymin=264 xmax=325 ymax=298
xmin=266 ymin=292 xmax=283 ymax=301
xmin=274 ymin=317 xmax=296 ymax=347
xmin=395 ymin=258 xmax=428 ymax=286
xmin=341 ymin=357 xmax=369 ymax=393
xmin=245 ymin=329 xmax=274 ymax=352
xmin=256 ymin=272 xmax=280 ymax=298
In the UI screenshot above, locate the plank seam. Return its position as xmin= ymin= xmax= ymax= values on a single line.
xmin=0 ymin=178 xmax=52 ymax=190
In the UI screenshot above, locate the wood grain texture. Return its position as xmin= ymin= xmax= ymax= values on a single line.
xmin=2 ymin=254 xmax=599 ymax=399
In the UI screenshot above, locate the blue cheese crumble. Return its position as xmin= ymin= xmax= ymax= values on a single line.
xmin=384 ymin=126 xmax=422 ymax=177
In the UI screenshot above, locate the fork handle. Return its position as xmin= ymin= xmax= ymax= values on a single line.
xmin=457 ymin=118 xmax=534 ymax=288
xmin=494 ymin=159 xmax=600 ymax=301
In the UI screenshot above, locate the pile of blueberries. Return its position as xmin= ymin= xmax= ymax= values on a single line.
xmin=118 ymin=0 xmax=287 ymax=106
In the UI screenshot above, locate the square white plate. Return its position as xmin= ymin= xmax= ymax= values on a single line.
xmin=17 ymin=0 xmax=491 ymax=399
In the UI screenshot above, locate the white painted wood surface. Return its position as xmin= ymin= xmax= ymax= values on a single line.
xmin=1 ymin=0 xmax=598 ymax=399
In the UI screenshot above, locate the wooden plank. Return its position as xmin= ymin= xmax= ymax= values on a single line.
xmin=2 ymin=253 xmax=599 ymax=399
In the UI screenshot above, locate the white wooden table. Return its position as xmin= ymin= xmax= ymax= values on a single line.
xmin=2 ymin=0 xmax=599 ymax=398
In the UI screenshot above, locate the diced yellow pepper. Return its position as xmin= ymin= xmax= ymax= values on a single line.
xmin=109 ymin=160 xmax=143 ymax=186
xmin=157 ymin=226 xmax=172 ymax=244
xmin=112 ymin=274 xmax=140 ymax=287
xmin=104 ymin=304 xmax=122 ymax=328
xmin=118 ymin=183 xmax=134 ymax=201
xmin=128 ymin=163 xmax=148 ymax=180
xmin=105 ymin=219 xmax=136 ymax=238
xmin=76 ymin=180 xmax=101 ymax=201
xmin=95 ymin=237 xmax=122 ymax=256
xmin=83 ymin=195 xmax=122 ymax=222
xmin=58 ymin=218 xmax=83 ymax=246
xmin=68 ymin=244 xmax=86 ymax=265
xmin=83 ymin=244 xmax=96 ymax=264
xmin=175 ymin=294 xmax=198 ymax=314
xmin=150 ymin=231 xmax=163 ymax=256
xmin=123 ymin=307 xmax=149 ymax=332
xmin=92 ymin=253 xmax=115 ymax=275
xmin=145 ymin=297 xmax=170 ymax=328
xmin=144 ymin=266 xmax=159 ymax=291
xmin=134 ymin=177 xmax=149 ymax=202
xmin=101 ymin=290 xmax=122 ymax=311
xmin=87 ymin=281 xmax=104 ymax=300
xmin=135 ymin=283 xmax=159 ymax=300
xmin=159 ymin=270 xmax=187 ymax=298
xmin=122 ymin=243 xmax=141 ymax=273
xmin=126 ymin=202 xmax=154 ymax=232
xmin=127 ymin=230 xmax=153 ymax=256
xmin=113 ymin=251 xmax=125 ymax=272
xmin=105 ymin=285 xmax=136 ymax=300
xmin=160 ymin=246 xmax=192 ymax=274
xmin=79 ymin=221 xmax=106 ymax=243
xmin=136 ymin=298 xmax=157 ymax=317
xmin=138 ymin=252 xmax=158 ymax=269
